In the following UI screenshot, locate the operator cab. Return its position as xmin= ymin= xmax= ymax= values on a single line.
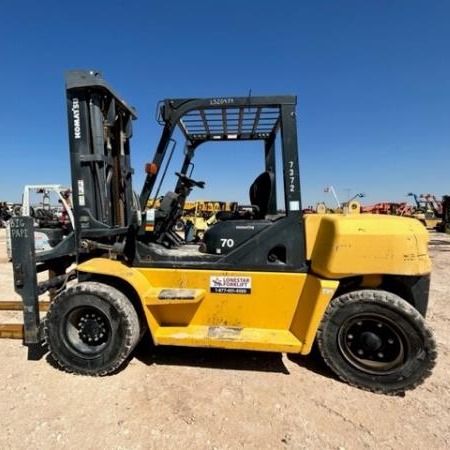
xmin=137 ymin=95 xmax=306 ymax=272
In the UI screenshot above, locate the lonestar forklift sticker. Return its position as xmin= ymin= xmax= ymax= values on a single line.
xmin=210 ymin=276 xmax=252 ymax=294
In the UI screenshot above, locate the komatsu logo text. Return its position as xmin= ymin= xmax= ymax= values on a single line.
xmin=72 ymin=98 xmax=81 ymax=139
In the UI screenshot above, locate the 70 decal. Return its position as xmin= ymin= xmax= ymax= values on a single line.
xmin=220 ymin=238 xmax=235 ymax=248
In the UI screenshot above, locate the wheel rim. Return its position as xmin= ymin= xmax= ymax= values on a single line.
xmin=338 ymin=313 xmax=407 ymax=375
xmin=65 ymin=306 xmax=111 ymax=356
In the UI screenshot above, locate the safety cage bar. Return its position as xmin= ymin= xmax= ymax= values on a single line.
xmin=141 ymin=95 xmax=299 ymax=210
xmin=178 ymin=105 xmax=281 ymax=142
xmin=160 ymin=96 xmax=296 ymax=145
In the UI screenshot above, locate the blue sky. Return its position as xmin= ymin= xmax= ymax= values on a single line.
xmin=0 ymin=0 xmax=448 ymax=208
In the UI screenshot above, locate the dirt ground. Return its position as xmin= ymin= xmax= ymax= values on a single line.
xmin=0 ymin=228 xmax=449 ymax=450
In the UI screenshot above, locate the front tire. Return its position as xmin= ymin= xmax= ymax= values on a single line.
xmin=317 ymin=290 xmax=437 ymax=394
xmin=45 ymin=282 xmax=140 ymax=376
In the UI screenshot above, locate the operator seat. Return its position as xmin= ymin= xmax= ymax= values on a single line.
xmin=200 ymin=170 xmax=275 ymax=255
xmin=216 ymin=170 xmax=274 ymax=221
xmin=248 ymin=170 xmax=274 ymax=219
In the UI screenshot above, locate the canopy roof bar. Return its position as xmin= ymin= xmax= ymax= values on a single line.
xmin=140 ymin=95 xmax=297 ymax=208
xmin=174 ymin=106 xmax=282 ymax=142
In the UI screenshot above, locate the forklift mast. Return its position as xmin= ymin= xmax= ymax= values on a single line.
xmin=65 ymin=70 xmax=137 ymax=255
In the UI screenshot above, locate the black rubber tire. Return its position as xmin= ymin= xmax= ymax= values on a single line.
xmin=44 ymin=282 xmax=140 ymax=376
xmin=317 ymin=290 xmax=437 ymax=395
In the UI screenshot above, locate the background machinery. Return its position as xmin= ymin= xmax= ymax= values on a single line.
xmin=405 ymin=193 xmax=442 ymax=229
xmin=5 ymin=185 xmax=74 ymax=260
xmin=8 ymin=70 xmax=436 ymax=394
xmin=181 ymin=200 xmax=238 ymax=241
xmin=437 ymin=195 xmax=450 ymax=233
xmin=145 ymin=199 xmax=237 ymax=241
xmin=0 ymin=202 xmax=12 ymax=228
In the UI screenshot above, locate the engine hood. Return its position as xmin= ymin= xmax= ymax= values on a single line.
xmin=304 ymin=213 xmax=431 ymax=279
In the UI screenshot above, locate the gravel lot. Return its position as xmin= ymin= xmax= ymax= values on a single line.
xmin=0 ymin=228 xmax=449 ymax=449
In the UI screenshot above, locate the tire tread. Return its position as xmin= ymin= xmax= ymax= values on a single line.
xmin=317 ymin=289 xmax=437 ymax=395
xmin=44 ymin=282 xmax=140 ymax=376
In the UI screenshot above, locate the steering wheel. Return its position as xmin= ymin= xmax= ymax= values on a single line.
xmin=175 ymin=172 xmax=205 ymax=189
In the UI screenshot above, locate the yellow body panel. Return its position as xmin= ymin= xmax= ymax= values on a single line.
xmin=304 ymin=213 xmax=431 ymax=278
xmin=76 ymin=213 xmax=429 ymax=355
xmin=77 ymin=258 xmax=338 ymax=354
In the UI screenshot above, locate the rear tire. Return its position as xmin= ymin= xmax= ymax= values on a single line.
xmin=45 ymin=282 xmax=140 ymax=376
xmin=317 ymin=290 xmax=437 ymax=394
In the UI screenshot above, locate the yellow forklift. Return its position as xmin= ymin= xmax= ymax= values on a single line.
xmin=8 ymin=71 xmax=436 ymax=394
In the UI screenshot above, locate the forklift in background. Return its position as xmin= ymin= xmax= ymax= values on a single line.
xmin=8 ymin=70 xmax=436 ymax=394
